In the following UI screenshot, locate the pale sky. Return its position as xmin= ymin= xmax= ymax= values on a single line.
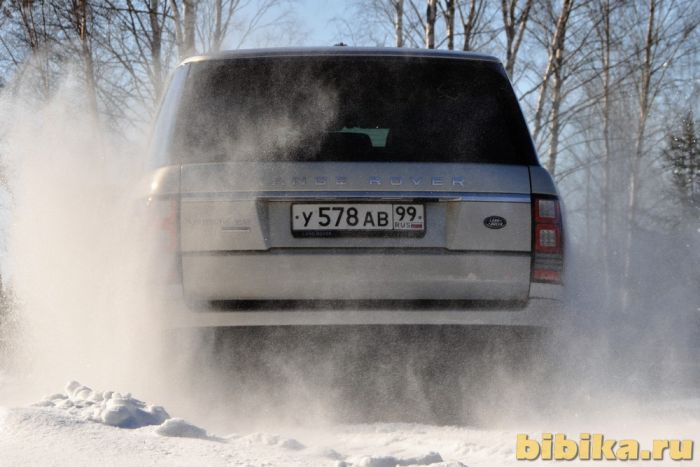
xmin=299 ymin=0 xmax=350 ymax=46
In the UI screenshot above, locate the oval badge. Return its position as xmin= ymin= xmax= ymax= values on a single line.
xmin=484 ymin=216 xmax=507 ymax=229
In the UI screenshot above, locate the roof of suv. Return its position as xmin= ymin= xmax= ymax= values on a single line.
xmin=182 ymin=46 xmax=502 ymax=65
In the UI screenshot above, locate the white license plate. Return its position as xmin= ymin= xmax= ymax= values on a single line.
xmin=292 ymin=203 xmax=425 ymax=236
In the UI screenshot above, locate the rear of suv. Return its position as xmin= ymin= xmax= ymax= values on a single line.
xmin=146 ymin=47 xmax=565 ymax=327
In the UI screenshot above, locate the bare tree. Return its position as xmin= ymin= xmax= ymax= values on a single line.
xmin=531 ymin=0 xmax=575 ymax=153
xmin=440 ymin=0 xmax=455 ymax=49
xmin=591 ymin=0 xmax=618 ymax=288
xmin=621 ymin=0 xmax=699 ymax=304
xmin=92 ymin=0 xmax=176 ymax=125
xmin=169 ymin=0 xmax=184 ymax=54
xmin=394 ymin=0 xmax=404 ymax=46
xmin=425 ymin=0 xmax=437 ymax=48
xmin=543 ymin=0 xmax=574 ymax=175
xmin=500 ymin=0 xmax=532 ymax=76
xmin=170 ymin=0 xmax=197 ymax=57
xmin=203 ymin=0 xmax=298 ymax=51
xmin=148 ymin=0 xmax=165 ymax=97
xmin=183 ymin=0 xmax=197 ymax=56
xmin=345 ymin=0 xmax=432 ymax=48
xmin=71 ymin=0 xmax=99 ymax=117
xmin=6 ymin=0 xmax=55 ymax=95
xmin=456 ymin=0 xmax=486 ymax=51
xmin=197 ymin=0 xmax=247 ymax=52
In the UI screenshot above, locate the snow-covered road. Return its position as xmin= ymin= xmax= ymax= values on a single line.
xmin=0 ymin=406 xmax=511 ymax=466
xmin=2 ymin=381 xmax=699 ymax=467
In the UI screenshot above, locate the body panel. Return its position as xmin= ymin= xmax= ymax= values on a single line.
xmin=177 ymin=161 xmax=535 ymax=300
xmin=529 ymin=165 xmax=559 ymax=195
xmin=180 ymin=198 xmax=531 ymax=252
xmin=165 ymin=296 xmax=563 ymax=328
xmin=182 ymin=250 xmax=531 ymax=301
xmin=145 ymin=48 xmax=566 ymax=327
xmin=179 ymin=162 xmax=531 ymax=194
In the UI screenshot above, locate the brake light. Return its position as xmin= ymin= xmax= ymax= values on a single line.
xmin=148 ymin=195 xmax=181 ymax=284
xmin=532 ymin=196 xmax=563 ymax=283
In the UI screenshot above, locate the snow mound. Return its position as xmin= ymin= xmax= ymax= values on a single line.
xmin=314 ymin=447 xmax=345 ymax=460
xmin=155 ymin=418 xmax=208 ymax=439
xmin=35 ymin=381 xmax=170 ymax=429
xmin=242 ymin=432 xmax=306 ymax=450
xmin=342 ymin=451 xmax=448 ymax=467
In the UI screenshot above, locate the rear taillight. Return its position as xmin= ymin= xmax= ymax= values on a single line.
xmin=532 ymin=196 xmax=564 ymax=283
xmin=148 ymin=195 xmax=181 ymax=284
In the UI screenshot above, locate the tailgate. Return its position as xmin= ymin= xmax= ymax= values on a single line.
xmin=178 ymin=162 xmax=533 ymax=301
xmin=179 ymin=162 xmax=531 ymax=252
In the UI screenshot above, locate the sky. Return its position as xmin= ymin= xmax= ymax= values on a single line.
xmin=299 ymin=0 xmax=350 ymax=46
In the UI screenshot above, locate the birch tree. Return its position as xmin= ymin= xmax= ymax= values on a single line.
xmin=542 ymin=0 xmax=574 ymax=175
xmin=394 ymin=0 xmax=404 ymax=46
xmin=441 ymin=0 xmax=455 ymax=49
xmin=170 ymin=0 xmax=197 ymax=58
xmin=531 ymin=0 xmax=575 ymax=150
xmin=71 ymin=0 xmax=99 ymax=117
xmin=4 ymin=0 xmax=57 ymax=96
xmin=597 ymin=0 xmax=614 ymax=280
xmin=456 ymin=0 xmax=487 ymax=51
xmin=500 ymin=0 xmax=532 ymax=76
xmin=622 ymin=0 xmax=699 ymax=300
xmin=425 ymin=0 xmax=437 ymax=48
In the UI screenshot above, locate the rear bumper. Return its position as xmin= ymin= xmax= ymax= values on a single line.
xmin=167 ymin=300 xmax=562 ymax=328
xmin=181 ymin=250 xmax=532 ymax=301
xmin=161 ymin=285 xmax=565 ymax=328
xmin=171 ymin=251 xmax=565 ymax=328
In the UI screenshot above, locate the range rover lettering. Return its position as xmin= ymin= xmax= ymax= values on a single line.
xmin=146 ymin=47 xmax=565 ymax=327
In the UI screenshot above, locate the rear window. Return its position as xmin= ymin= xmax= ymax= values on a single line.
xmin=169 ymin=56 xmax=537 ymax=164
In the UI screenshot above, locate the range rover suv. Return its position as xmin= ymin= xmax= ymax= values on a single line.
xmin=146 ymin=47 xmax=565 ymax=327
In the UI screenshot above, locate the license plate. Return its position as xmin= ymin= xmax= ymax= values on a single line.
xmin=291 ymin=203 xmax=425 ymax=237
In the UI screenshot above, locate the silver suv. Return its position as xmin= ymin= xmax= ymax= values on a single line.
xmin=146 ymin=47 xmax=565 ymax=328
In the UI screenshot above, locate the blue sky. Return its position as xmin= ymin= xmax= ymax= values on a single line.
xmin=299 ymin=0 xmax=351 ymax=46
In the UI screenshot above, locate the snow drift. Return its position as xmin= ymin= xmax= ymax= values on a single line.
xmin=0 ymin=380 xmax=472 ymax=467
xmin=32 ymin=381 xmax=210 ymax=435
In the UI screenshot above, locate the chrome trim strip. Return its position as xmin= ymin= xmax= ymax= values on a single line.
xmin=181 ymin=191 xmax=531 ymax=203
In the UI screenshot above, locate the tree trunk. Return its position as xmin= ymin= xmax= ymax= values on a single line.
xmin=212 ymin=0 xmax=223 ymax=52
xmin=501 ymin=0 xmax=532 ymax=77
xmin=394 ymin=0 xmax=404 ymax=47
xmin=425 ymin=0 xmax=437 ymax=48
xmin=170 ymin=0 xmax=184 ymax=59
xmin=623 ymin=0 xmax=656 ymax=309
xmin=600 ymin=0 xmax=612 ymax=291
xmin=14 ymin=0 xmax=50 ymax=95
xmin=76 ymin=0 xmax=99 ymax=118
xmin=532 ymin=0 xmax=573 ymax=148
xmin=544 ymin=0 xmax=574 ymax=175
xmin=148 ymin=0 xmax=163 ymax=98
xmin=545 ymin=64 xmax=564 ymax=175
xmin=183 ymin=0 xmax=197 ymax=57
xmin=460 ymin=0 xmax=478 ymax=51
xmin=444 ymin=0 xmax=455 ymax=50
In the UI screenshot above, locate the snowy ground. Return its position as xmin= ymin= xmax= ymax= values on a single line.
xmin=0 ymin=382 xmax=508 ymax=467
xmin=1 ymin=407 xmax=491 ymax=466
xmin=2 ymin=381 xmax=699 ymax=466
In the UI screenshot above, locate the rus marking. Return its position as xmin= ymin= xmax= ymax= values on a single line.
xmin=366 ymin=175 xmax=465 ymax=186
